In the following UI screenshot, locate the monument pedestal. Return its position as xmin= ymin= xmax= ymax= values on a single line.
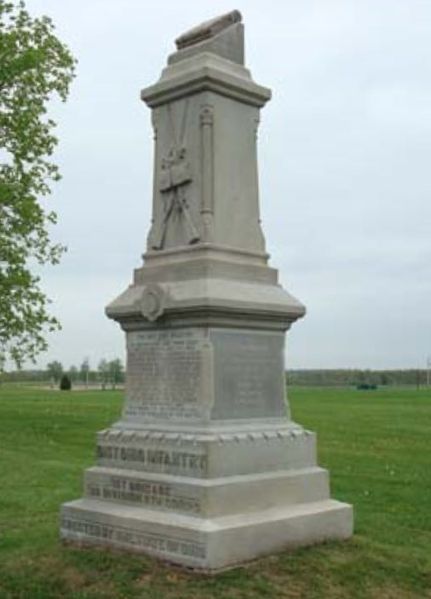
xmin=62 ymin=422 xmax=352 ymax=570
xmin=60 ymin=10 xmax=353 ymax=570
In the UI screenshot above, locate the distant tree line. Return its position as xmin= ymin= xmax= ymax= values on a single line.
xmin=2 ymin=367 xmax=430 ymax=389
xmin=287 ymin=369 xmax=430 ymax=387
xmin=2 ymin=358 xmax=125 ymax=389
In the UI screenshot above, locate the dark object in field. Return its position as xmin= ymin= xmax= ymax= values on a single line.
xmin=59 ymin=375 xmax=72 ymax=391
xmin=357 ymin=383 xmax=378 ymax=390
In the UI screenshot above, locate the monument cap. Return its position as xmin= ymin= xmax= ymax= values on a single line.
xmin=175 ymin=10 xmax=242 ymax=49
xmin=169 ymin=10 xmax=244 ymax=66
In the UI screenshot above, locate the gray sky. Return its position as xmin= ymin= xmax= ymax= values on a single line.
xmin=23 ymin=0 xmax=431 ymax=371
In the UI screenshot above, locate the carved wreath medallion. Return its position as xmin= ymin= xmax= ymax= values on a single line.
xmin=139 ymin=284 xmax=166 ymax=321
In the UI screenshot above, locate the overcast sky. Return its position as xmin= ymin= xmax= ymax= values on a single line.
xmin=22 ymin=0 xmax=431 ymax=371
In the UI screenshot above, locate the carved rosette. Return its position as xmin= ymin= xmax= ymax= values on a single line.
xmin=139 ymin=284 xmax=166 ymax=321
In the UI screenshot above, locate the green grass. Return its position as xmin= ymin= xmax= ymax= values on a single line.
xmin=0 ymin=384 xmax=430 ymax=598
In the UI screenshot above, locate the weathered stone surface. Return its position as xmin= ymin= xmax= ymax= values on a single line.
xmin=95 ymin=425 xmax=318 ymax=478
xmin=60 ymin=11 xmax=353 ymax=569
xmin=61 ymin=498 xmax=352 ymax=571
xmin=175 ymin=10 xmax=242 ymax=50
xmin=210 ymin=329 xmax=286 ymax=420
xmin=124 ymin=328 xmax=210 ymax=422
xmin=119 ymin=327 xmax=287 ymax=425
xmin=171 ymin=11 xmax=244 ymax=66
xmin=170 ymin=22 xmax=245 ymax=67
xmin=83 ymin=465 xmax=330 ymax=516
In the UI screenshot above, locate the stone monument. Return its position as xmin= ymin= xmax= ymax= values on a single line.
xmin=60 ymin=10 xmax=353 ymax=570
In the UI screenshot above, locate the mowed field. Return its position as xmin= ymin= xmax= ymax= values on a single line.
xmin=0 ymin=384 xmax=430 ymax=599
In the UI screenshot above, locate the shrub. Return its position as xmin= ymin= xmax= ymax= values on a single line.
xmin=357 ymin=383 xmax=378 ymax=391
xmin=59 ymin=374 xmax=72 ymax=391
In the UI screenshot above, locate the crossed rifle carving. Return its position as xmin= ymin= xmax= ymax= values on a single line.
xmin=152 ymin=100 xmax=200 ymax=250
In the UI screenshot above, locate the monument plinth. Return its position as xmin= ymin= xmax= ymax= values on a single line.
xmin=60 ymin=11 xmax=353 ymax=570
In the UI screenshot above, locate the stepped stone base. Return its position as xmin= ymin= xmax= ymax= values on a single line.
xmin=60 ymin=423 xmax=353 ymax=570
xmin=61 ymin=497 xmax=352 ymax=571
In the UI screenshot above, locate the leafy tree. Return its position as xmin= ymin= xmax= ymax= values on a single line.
xmin=46 ymin=359 xmax=62 ymax=383
xmin=108 ymin=358 xmax=123 ymax=390
xmin=80 ymin=357 xmax=90 ymax=388
xmin=0 ymin=0 xmax=76 ymax=367
xmin=380 ymin=373 xmax=389 ymax=386
xmin=98 ymin=358 xmax=108 ymax=390
xmin=69 ymin=365 xmax=78 ymax=383
xmin=0 ymin=352 xmax=4 ymax=385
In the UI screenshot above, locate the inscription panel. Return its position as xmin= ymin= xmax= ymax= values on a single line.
xmin=210 ymin=329 xmax=286 ymax=419
xmin=86 ymin=474 xmax=201 ymax=514
xmin=125 ymin=329 xmax=211 ymax=421
xmin=61 ymin=517 xmax=206 ymax=560
xmin=97 ymin=442 xmax=208 ymax=477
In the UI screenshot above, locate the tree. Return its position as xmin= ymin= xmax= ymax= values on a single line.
xmin=0 ymin=352 xmax=4 ymax=385
xmin=98 ymin=358 xmax=108 ymax=390
xmin=59 ymin=373 xmax=71 ymax=390
xmin=80 ymin=357 xmax=90 ymax=388
xmin=0 ymin=1 xmax=76 ymax=368
xmin=108 ymin=358 xmax=123 ymax=390
xmin=69 ymin=365 xmax=78 ymax=383
xmin=69 ymin=365 xmax=79 ymax=384
xmin=46 ymin=359 xmax=62 ymax=384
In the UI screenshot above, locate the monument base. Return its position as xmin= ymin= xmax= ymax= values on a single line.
xmin=60 ymin=424 xmax=353 ymax=571
xmin=61 ymin=497 xmax=352 ymax=571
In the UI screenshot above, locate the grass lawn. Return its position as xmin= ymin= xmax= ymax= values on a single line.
xmin=0 ymin=384 xmax=430 ymax=598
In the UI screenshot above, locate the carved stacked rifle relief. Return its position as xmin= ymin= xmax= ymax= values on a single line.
xmin=60 ymin=10 xmax=353 ymax=570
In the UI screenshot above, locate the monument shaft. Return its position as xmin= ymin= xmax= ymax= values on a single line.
xmin=60 ymin=11 xmax=353 ymax=570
